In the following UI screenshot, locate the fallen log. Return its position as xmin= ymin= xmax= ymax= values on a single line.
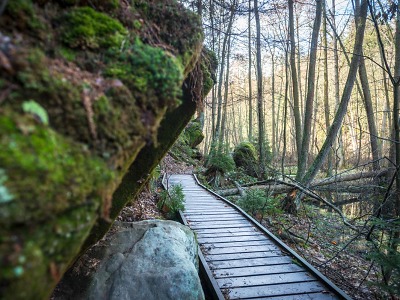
xmin=217 ymin=169 xmax=388 ymax=196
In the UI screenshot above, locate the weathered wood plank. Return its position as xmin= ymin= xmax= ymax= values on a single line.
xmin=189 ymin=220 xmax=250 ymax=226
xmin=226 ymin=281 xmax=329 ymax=299
xmin=251 ymin=292 xmax=339 ymax=299
xmin=196 ymin=226 xmax=259 ymax=236
xmin=199 ymin=240 xmax=273 ymax=248
xmin=197 ymin=234 xmax=266 ymax=243
xmin=191 ymin=224 xmax=254 ymax=230
xmin=213 ymin=264 xmax=304 ymax=278
xmin=206 ymin=251 xmax=285 ymax=261
xmin=216 ymin=271 xmax=314 ymax=288
xmin=210 ymin=256 xmax=293 ymax=269
xmin=203 ymin=244 xmax=280 ymax=255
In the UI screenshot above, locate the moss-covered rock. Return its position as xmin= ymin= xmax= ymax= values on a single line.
xmin=61 ymin=6 xmax=127 ymax=49
xmin=0 ymin=111 xmax=114 ymax=299
xmin=134 ymin=0 xmax=203 ymax=77
xmin=233 ymin=142 xmax=258 ymax=177
xmin=104 ymin=39 xmax=183 ymax=117
xmin=184 ymin=119 xmax=204 ymax=148
xmin=2 ymin=0 xmax=45 ymax=33
xmin=0 ymin=0 xmax=211 ymax=298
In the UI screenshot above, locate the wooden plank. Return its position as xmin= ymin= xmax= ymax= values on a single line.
xmin=184 ymin=211 xmax=240 ymax=216
xmin=210 ymin=256 xmax=293 ymax=269
xmin=198 ymin=234 xmax=266 ymax=243
xmin=203 ymin=244 xmax=280 ymax=255
xmin=226 ymin=281 xmax=329 ymax=299
xmin=252 ymin=292 xmax=339 ymax=300
xmin=194 ymin=227 xmax=260 ymax=235
xmin=189 ymin=220 xmax=249 ymax=226
xmin=188 ymin=216 xmax=243 ymax=222
xmin=216 ymin=271 xmax=315 ymax=288
xmin=213 ymin=264 xmax=304 ymax=278
xmin=206 ymin=251 xmax=285 ymax=262
xmin=191 ymin=224 xmax=254 ymax=230
xmin=199 ymin=240 xmax=274 ymax=248
xmin=196 ymin=230 xmax=263 ymax=237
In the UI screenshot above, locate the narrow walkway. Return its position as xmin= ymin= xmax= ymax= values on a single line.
xmin=167 ymin=174 xmax=350 ymax=300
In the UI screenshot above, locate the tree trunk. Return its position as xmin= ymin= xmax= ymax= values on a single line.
xmin=331 ymin=0 xmax=345 ymax=169
xmin=288 ymin=0 xmax=302 ymax=163
xmin=297 ymin=0 xmax=323 ymax=180
xmin=254 ymin=0 xmax=266 ymax=178
xmin=214 ymin=5 xmax=235 ymax=146
xmin=218 ymin=33 xmax=232 ymax=152
xmin=323 ymin=1 xmax=333 ymax=176
xmin=359 ymin=54 xmax=380 ymax=170
xmin=248 ymin=0 xmax=253 ymax=141
xmin=302 ymin=0 xmax=368 ymax=185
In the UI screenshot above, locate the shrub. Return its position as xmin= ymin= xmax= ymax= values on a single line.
xmin=157 ymin=184 xmax=185 ymax=219
xmin=206 ymin=150 xmax=235 ymax=175
xmin=237 ymin=189 xmax=281 ymax=218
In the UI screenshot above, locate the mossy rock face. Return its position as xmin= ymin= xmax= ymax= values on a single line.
xmin=0 ymin=112 xmax=113 ymax=299
xmin=233 ymin=142 xmax=258 ymax=177
xmin=0 ymin=0 xmax=209 ymax=298
xmin=60 ymin=6 xmax=127 ymax=49
xmin=104 ymin=39 xmax=183 ymax=117
xmin=184 ymin=120 xmax=204 ymax=148
xmin=201 ymin=47 xmax=217 ymax=97
xmin=134 ymin=0 xmax=203 ymax=77
xmin=1 ymin=0 xmax=46 ymax=33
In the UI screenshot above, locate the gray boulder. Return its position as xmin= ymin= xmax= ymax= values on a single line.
xmin=86 ymin=220 xmax=204 ymax=300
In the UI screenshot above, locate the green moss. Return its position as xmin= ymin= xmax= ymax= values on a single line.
xmin=0 ymin=203 xmax=99 ymax=299
xmin=57 ymin=47 xmax=76 ymax=62
xmin=134 ymin=0 xmax=203 ymax=76
xmin=104 ymin=39 xmax=183 ymax=114
xmin=4 ymin=0 xmax=44 ymax=31
xmin=184 ymin=120 xmax=204 ymax=148
xmin=0 ymin=112 xmax=113 ymax=225
xmin=93 ymin=88 xmax=146 ymax=159
xmin=201 ymin=48 xmax=217 ymax=96
xmin=61 ymin=6 xmax=127 ymax=49
xmin=8 ymin=48 xmax=91 ymax=144
xmin=233 ymin=142 xmax=258 ymax=177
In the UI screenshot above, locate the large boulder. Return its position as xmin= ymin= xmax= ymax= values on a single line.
xmin=233 ymin=142 xmax=258 ymax=177
xmin=0 ymin=1 xmax=215 ymax=298
xmin=83 ymin=220 xmax=204 ymax=300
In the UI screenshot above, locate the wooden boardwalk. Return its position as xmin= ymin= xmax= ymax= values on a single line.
xmin=167 ymin=174 xmax=350 ymax=300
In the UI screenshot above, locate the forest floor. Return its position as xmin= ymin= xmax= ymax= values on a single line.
xmin=259 ymin=208 xmax=385 ymax=300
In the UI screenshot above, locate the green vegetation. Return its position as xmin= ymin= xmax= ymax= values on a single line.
xmin=133 ymin=0 xmax=203 ymax=77
xmin=206 ymin=150 xmax=235 ymax=175
xmin=61 ymin=6 xmax=127 ymax=49
xmin=200 ymin=48 xmax=217 ymax=96
xmin=104 ymin=39 xmax=183 ymax=115
xmin=237 ymin=189 xmax=281 ymax=218
xmin=0 ymin=112 xmax=113 ymax=225
xmin=184 ymin=119 xmax=204 ymax=148
xmin=22 ymin=100 xmax=49 ymax=125
xmin=158 ymin=184 xmax=185 ymax=219
xmin=233 ymin=142 xmax=258 ymax=177
xmin=4 ymin=0 xmax=44 ymax=31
